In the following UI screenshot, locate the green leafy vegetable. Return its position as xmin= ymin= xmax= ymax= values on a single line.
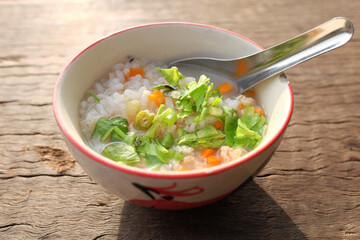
xmin=224 ymin=105 xmax=267 ymax=149
xmin=155 ymin=67 xmax=184 ymax=87
xmin=160 ymin=133 xmax=174 ymax=148
xmin=145 ymin=155 xmax=163 ymax=170
xmin=169 ymin=149 xmax=184 ymax=161
xmin=177 ymin=125 xmax=225 ymax=148
xmin=112 ymin=127 xmax=135 ymax=146
xmin=137 ymin=138 xmax=183 ymax=164
xmin=209 ymin=97 xmax=222 ymax=108
xmin=92 ymin=66 xmax=268 ymax=169
xmin=192 ymin=107 xmax=208 ymax=123
xmin=224 ymin=108 xmax=239 ymax=147
xmin=88 ymin=91 xmax=100 ymax=102
xmin=178 ymin=129 xmax=188 ymax=138
xmin=208 ymin=106 xmax=223 ymax=117
xmin=102 ymin=142 xmax=140 ymax=166
xmin=91 ymin=117 xmax=128 ymax=141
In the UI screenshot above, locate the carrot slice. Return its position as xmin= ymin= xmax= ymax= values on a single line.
xmin=201 ymin=148 xmax=218 ymax=159
xmin=238 ymin=103 xmax=245 ymax=110
xmin=152 ymin=90 xmax=162 ymax=97
xmin=244 ymin=89 xmax=256 ymax=97
xmin=217 ymin=82 xmax=233 ymax=94
xmin=207 ymin=156 xmax=222 ymax=166
xmin=180 ymin=167 xmax=188 ymax=171
xmin=129 ymin=68 xmax=144 ymax=78
xmin=125 ymin=68 xmax=144 ymax=82
xmin=254 ymin=108 xmax=265 ymax=116
xmin=213 ymin=121 xmax=224 ymax=129
xmin=155 ymin=95 xmax=165 ymax=107
xmin=148 ymin=93 xmax=157 ymax=102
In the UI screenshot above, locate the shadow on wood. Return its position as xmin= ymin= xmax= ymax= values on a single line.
xmin=117 ymin=180 xmax=307 ymax=240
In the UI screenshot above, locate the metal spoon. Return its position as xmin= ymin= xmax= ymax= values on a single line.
xmin=170 ymin=17 xmax=354 ymax=93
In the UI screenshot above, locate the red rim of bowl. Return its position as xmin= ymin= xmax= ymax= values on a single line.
xmin=53 ymin=22 xmax=294 ymax=179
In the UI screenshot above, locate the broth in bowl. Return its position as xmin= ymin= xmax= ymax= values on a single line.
xmin=79 ymin=57 xmax=267 ymax=171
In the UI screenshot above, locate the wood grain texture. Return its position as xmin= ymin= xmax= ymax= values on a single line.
xmin=0 ymin=0 xmax=359 ymax=239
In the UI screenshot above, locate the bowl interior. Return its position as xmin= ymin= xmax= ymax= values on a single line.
xmin=54 ymin=23 xmax=292 ymax=174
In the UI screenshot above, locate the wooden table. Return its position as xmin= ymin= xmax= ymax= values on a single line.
xmin=1 ymin=0 xmax=359 ymax=239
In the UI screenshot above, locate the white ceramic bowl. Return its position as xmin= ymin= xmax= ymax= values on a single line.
xmin=53 ymin=23 xmax=293 ymax=210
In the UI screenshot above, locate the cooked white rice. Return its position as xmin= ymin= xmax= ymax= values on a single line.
xmin=79 ymin=57 xmax=258 ymax=170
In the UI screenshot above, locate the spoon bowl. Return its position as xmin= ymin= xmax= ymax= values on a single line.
xmin=171 ymin=17 xmax=354 ymax=93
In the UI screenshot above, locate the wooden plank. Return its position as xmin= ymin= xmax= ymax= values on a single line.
xmin=0 ymin=0 xmax=359 ymax=239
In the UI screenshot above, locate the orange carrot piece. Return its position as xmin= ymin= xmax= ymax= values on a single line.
xmin=244 ymin=89 xmax=256 ymax=97
xmin=148 ymin=93 xmax=157 ymax=102
xmin=207 ymin=156 xmax=222 ymax=166
xmin=155 ymin=95 xmax=165 ymax=107
xmin=213 ymin=121 xmax=224 ymax=129
xmin=125 ymin=68 xmax=144 ymax=82
xmin=180 ymin=167 xmax=188 ymax=171
xmin=129 ymin=68 xmax=144 ymax=78
xmin=148 ymin=90 xmax=164 ymax=103
xmin=238 ymin=103 xmax=245 ymax=110
xmin=217 ymin=82 xmax=233 ymax=94
xmin=152 ymin=90 xmax=162 ymax=97
xmin=201 ymin=148 xmax=218 ymax=159
xmin=254 ymin=108 xmax=265 ymax=116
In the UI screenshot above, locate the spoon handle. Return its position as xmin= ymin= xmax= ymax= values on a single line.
xmin=237 ymin=17 xmax=354 ymax=92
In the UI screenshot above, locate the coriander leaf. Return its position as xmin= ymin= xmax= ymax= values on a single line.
xmin=102 ymin=142 xmax=140 ymax=166
xmin=155 ymin=67 xmax=184 ymax=87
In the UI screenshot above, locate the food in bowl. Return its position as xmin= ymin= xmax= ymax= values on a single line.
xmin=79 ymin=57 xmax=268 ymax=171
xmin=54 ymin=23 xmax=293 ymax=210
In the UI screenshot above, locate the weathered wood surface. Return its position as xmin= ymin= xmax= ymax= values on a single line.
xmin=0 ymin=0 xmax=359 ymax=239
